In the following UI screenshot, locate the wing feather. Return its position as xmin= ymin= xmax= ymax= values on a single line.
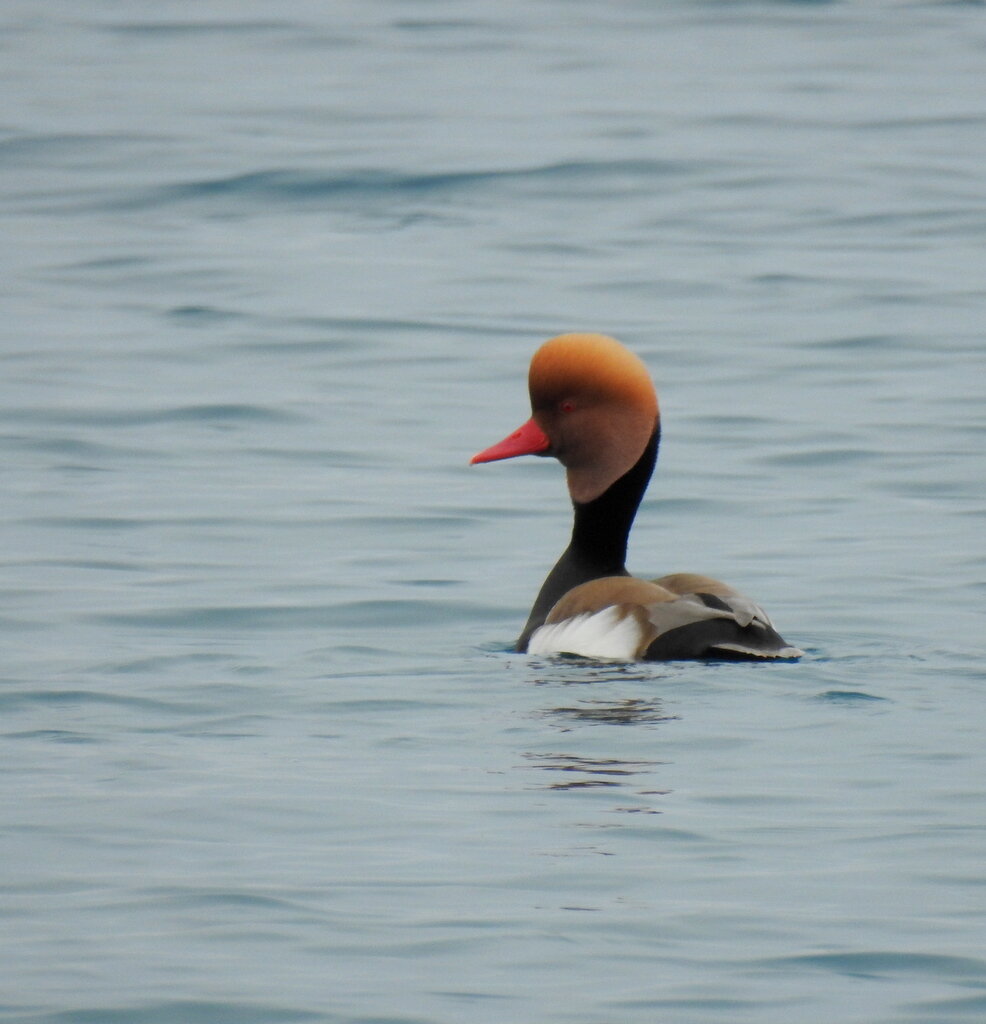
xmin=530 ymin=575 xmax=801 ymax=662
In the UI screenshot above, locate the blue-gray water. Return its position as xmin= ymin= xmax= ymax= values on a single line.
xmin=2 ymin=2 xmax=985 ymax=1022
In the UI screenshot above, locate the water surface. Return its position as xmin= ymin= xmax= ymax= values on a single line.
xmin=2 ymin=3 xmax=985 ymax=1022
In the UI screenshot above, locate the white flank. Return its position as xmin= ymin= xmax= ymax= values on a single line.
xmin=528 ymin=606 xmax=642 ymax=661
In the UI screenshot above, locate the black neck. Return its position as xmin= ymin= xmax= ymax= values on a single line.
xmin=515 ymin=425 xmax=659 ymax=651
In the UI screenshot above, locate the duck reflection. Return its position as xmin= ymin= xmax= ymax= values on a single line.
xmin=540 ymin=695 xmax=677 ymax=729
xmin=522 ymin=659 xmax=678 ymax=800
xmin=524 ymin=751 xmax=666 ymax=792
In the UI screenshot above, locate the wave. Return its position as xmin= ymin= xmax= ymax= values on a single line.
xmin=89 ymin=158 xmax=706 ymax=213
xmin=0 ymin=403 xmax=301 ymax=428
xmin=87 ymin=598 xmax=499 ymax=631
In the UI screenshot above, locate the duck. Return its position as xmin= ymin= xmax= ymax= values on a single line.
xmin=471 ymin=333 xmax=802 ymax=661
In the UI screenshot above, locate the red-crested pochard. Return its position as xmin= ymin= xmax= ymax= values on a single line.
xmin=472 ymin=333 xmax=801 ymax=661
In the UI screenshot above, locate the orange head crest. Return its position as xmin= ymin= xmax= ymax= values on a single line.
xmin=472 ymin=333 xmax=660 ymax=504
xmin=528 ymin=333 xmax=658 ymax=422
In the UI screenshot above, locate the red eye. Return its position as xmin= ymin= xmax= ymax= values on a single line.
xmin=560 ymin=399 xmax=575 ymax=413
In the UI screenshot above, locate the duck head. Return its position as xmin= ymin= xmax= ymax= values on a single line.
xmin=471 ymin=333 xmax=659 ymax=504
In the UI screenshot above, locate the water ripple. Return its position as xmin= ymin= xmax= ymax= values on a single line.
xmin=71 ymin=159 xmax=710 ymax=214
xmin=814 ymin=689 xmax=890 ymax=705
xmin=0 ymin=403 xmax=301 ymax=428
xmin=760 ymin=950 xmax=986 ymax=980
xmin=88 ymin=599 xmax=493 ymax=630
xmin=31 ymin=1003 xmax=324 ymax=1024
